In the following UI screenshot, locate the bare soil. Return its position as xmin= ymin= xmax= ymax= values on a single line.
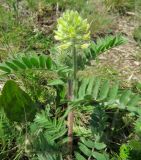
xmin=98 ymin=16 xmax=141 ymax=87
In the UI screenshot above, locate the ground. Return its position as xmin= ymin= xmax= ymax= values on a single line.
xmin=0 ymin=13 xmax=141 ymax=90
xmin=87 ymin=15 xmax=141 ymax=88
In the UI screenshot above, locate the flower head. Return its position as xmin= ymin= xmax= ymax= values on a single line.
xmin=54 ymin=10 xmax=90 ymax=50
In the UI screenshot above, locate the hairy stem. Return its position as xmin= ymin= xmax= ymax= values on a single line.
xmin=67 ymin=44 xmax=77 ymax=158
xmin=73 ymin=45 xmax=77 ymax=98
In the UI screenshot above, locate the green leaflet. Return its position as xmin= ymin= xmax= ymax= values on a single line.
xmin=99 ymin=80 xmax=109 ymax=100
xmin=128 ymin=95 xmax=140 ymax=113
xmin=30 ymin=56 xmax=40 ymax=68
xmin=75 ymin=137 xmax=108 ymax=160
xmin=46 ymin=57 xmax=52 ymax=69
xmin=5 ymin=61 xmax=18 ymax=71
xmin=107 ymin=83 xmax=119 ymax=102
xmin=94 ymin=142 xmax=106 ymax=150
xmin=93 ymin=151 xmax=109 ymax=160
xmin=0 ymin=65 xmax=11 ymax=74
xmin=80 ymin=137 xmax=96 ymax=148
xmin=78 ymin=78 xmax=89 ymax=99
xmin=120 ymin=90 xmax=132 ymax=107
xmin=32 ymin=108 xmax=67 ymax=141
xmin=74 ymin=76 xmax=140 ymax=114
xmin=75 ymin=152 xmax=86 ymax=160
xmin=48 ymin=79 xmax=64 ymax=86
xmin=12 ymin=59 xmax=26 ymax=69
xmin=86 ymin=77 xmax=95 ymax=95
xmin=128 ymin=95 xmax=140 ymax=107
xmin=0 ymin=54 xmax=53 ymax=75
xmin=31 ymin=107 xmax=67 ymax=159
xmin=93 ymin=77 xmax=101 ymax=100
xmin=0 ymin=80 xmax=36 ymax=122
xmin=85 ymin=35 xmax=126 ymax=62
xmin=39 ymin=55 xmax=46 ymax=68
xmin=80 ymin=137 xmax=106 ymax=150
xmin=79 ymin=142 xmax=92 ymax=157
xmin=22 ymin=56 xmax=32 ymax=68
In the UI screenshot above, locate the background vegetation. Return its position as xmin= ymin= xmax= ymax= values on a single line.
xmin=0 ymin=0 xmax=141 ymax=160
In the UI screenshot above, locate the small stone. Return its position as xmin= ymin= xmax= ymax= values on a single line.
xmin=134 ymin=61 xmax=140 ymax=66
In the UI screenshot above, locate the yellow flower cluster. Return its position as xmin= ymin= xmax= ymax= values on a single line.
xmin=54 ymin=10 xmax=90 ymax=50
